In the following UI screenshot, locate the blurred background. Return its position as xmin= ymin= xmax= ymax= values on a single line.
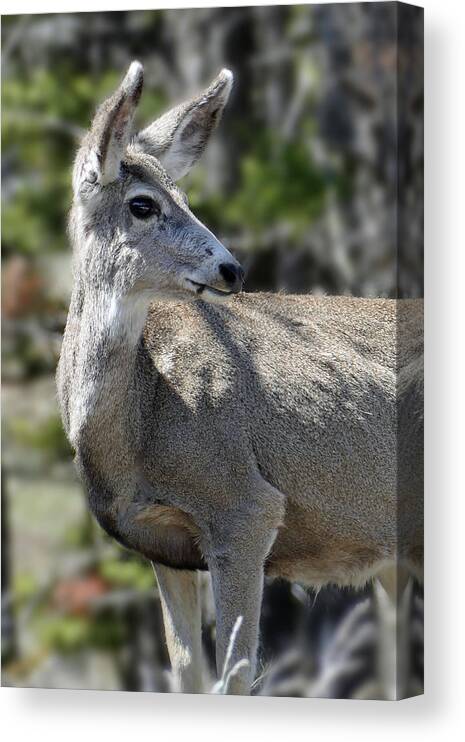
xmin=1 ymin=3 xmax=423 ymax=697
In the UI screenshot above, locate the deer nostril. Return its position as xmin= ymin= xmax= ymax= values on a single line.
xmin=219 ymin=262 xmax=242 ymax=286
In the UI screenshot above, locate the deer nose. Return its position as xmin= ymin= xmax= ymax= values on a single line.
xmin=219 ymin=262 xmax=244 ymax=292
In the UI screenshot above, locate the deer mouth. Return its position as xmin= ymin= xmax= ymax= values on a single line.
xmin=186 ymin=279 xmax=234 ymax=298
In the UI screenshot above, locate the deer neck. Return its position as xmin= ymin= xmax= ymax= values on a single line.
xmin=64 ymin=284 xmax=152 ymax=460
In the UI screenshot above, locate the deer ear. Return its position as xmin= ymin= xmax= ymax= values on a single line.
xmin=74 ymin=61 xmax=144 ymax=196
xmin=134 ymin=68 xmax=233 ymax=181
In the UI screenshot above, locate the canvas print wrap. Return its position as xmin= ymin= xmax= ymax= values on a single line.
xmin=1 ymin=2 xmax=424 ymax=699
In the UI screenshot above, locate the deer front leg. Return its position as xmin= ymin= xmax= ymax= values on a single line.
xmin=152 ymin=563 xmax=204 ymax=693
xmin=205 ymin=496 xmax=283 ymax=695
xmin=208 ymin=551 xmax=269 ymax=695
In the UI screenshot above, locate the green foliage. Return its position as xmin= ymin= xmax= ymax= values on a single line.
xmin=63 ymin=512 xmax=99 ymax=549
xmin=37 ymin=612 xmax=125 ymax=652
xmin=100 ymin=556 xmax=154 ymax=592
xmin=9 ymin=414 xmax=72 ymax=462
xmin=13 ymin=572 xmax=38 ymax=607
xmin=226 ymin=137 xmax=328 ymax=234
xmin=3 ymin=329 xmax=56 ymax=378
xmin=189 ymin=134 xmax=348 ymax=242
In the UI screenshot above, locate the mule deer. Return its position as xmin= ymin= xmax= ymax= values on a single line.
xmin=57 ymin=62 xmax=423 ymax=696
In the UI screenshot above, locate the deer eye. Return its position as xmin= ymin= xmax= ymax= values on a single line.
xmin=129 ymin=197 xmax=161 ymax=220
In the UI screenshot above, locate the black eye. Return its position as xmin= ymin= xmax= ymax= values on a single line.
xmin=129 ymin=197 xmax=160 ymax=220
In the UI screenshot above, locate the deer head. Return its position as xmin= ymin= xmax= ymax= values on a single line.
xmin=70 ymin=61 xmax=243 ymax=304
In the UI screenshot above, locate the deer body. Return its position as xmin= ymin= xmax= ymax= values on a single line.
xmin=57 ymin=62 xmax=423 ymax=695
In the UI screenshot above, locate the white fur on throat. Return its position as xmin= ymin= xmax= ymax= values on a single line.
xmin=106 ymin=292 xmax=152 ymax=345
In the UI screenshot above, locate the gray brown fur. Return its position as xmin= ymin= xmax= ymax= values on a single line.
xmin=57 ymin=62 xmax=423 ymax=695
